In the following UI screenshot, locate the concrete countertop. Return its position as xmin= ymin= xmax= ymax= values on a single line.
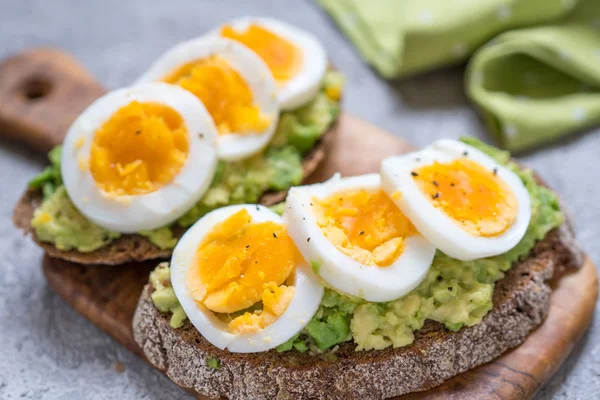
xmin=0 ymin=1 xmax=598 ymax=398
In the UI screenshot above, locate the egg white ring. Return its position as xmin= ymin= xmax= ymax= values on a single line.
xmin=135 ymin=36 xmax=279 ymax=161
xmin=170 ymin=204 xmax=324 ymax=353
xmin=61 ymin=83 xmax=218 ymax=233
xmin=209 ymin=17 xmax=328 ymax=111
xmin=381 ymin=139 xmax=532 ymax=261
xmin=284 ymin=174 xmax=436 ymax=302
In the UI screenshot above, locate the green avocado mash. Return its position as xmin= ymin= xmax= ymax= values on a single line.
xmin=149 ymin=262 xmax=187 ymax=328
xmin=31 ymin=186 xmax=121 ymax=252
xmin=206 ymin=356 xmax=220 ymax=369
xmin=29 ymin=71 xmax=343 ymax=252
xmin=146 ymin=138 xmax=564 ymax=353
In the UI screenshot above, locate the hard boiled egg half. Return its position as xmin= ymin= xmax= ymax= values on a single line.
xmin=136 ymin=37 xmax=279 ymax=161
xmin=170 ymin=204 xmax=323 ymax=353
xmin=284 ymin=174 xmax=436 ymax=303
xmin=381 ymin=139 xmax=531 ymax=261
xmin=61 ymin=83 xmax=218 ymax=233
xmin=212 ymin=17 xmax=328 ymax=110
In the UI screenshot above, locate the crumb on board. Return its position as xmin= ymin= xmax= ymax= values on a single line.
xmin=115 ymin=361 xmax=125 ymax=373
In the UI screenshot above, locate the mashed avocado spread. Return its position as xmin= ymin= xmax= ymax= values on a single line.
xmin=148 ymin=138 xmax=564 ymax=353
xmin=29 ymin=71 xmax=343 ymax=252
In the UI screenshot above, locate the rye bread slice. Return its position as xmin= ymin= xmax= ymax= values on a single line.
xmin=132 ymin=222 xmax=584 ymax=400
xmin=12 ymin=119 xmax=338 ymax=265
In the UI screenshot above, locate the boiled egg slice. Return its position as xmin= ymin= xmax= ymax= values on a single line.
xmin=136 ymin=37 xmax=279 ymax=161
xmin=170 ymin=204 xmax=323 ymax=353
xmin=381 ymin=139 xmax=531 ymax=261
xmin=284 ymin=174 xmax=436 ymax=302
xmin=213 ymin=17 xmax=327 ymax=110
xmin=61 ymin=83 xmax=218 ymax=233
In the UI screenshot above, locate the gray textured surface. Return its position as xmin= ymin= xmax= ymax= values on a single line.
xmin=0 ymin=0 xmax=597 ymax=399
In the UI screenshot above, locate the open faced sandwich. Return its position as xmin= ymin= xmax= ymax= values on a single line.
xmin=13 ymin=18 xmax=343 ymax=265
xmin=133 ymin=138 xmax=583 ymax=399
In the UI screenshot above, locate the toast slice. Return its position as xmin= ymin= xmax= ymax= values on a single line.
xmin=132 ymin=221 xmax=583 ymax=400
xmin=12 ymin=120 xmax=337 ymax=265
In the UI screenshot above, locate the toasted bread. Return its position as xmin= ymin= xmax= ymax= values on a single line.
xmin=132 ymin=221 xmax=583 ymax=400
xmin=12 ymin=119 xmax=337 ymax=265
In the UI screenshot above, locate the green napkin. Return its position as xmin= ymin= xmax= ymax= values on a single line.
xmin=466 ymin=0 xmax=600 ymax=151
xmin=317 ymin=0 xmax=576 ymax=78
xmin=319 ymin=0 xmax=600 ymax=151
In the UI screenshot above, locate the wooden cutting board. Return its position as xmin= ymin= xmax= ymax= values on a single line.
xmin=1 ymin=48 xmax=597 ymax=400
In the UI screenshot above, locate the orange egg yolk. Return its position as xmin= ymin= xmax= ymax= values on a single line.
xmin=227 ymin=282 xmax=295 ymax=334
xmin=162 ymin=56 xmax=270 ymax=136
xmin=413 ymin=159 xmax=518 ymax=237
xmin=314 ymin=190 xmax=416 ymax=267
xmin=89 ymin=101 xmax=189 ymax=196
xmin=187 ymin=209 xmax=299 ymax=333
xmin=221 ymin=24 xmax=303 ymax=84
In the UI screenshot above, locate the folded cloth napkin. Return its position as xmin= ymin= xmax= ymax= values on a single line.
xmin=319 ymin=0 xmax=600 ymax=151
xmin=466 ymin=0 xmax=600 ymax=151
xmin=317 ymin=0 xmax=576 ymax=78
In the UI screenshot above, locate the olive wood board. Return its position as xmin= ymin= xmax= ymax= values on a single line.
xmin=0 ymin=48 xmax=597 ymax=400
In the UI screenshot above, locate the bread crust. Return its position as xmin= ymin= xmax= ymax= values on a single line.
xmin=12 ymin=120 xmax=338 ymax=265
xmin=132 ymin=223 xmax=584 ymax=400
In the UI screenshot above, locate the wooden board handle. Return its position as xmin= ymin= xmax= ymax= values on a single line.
xmin=0 ymin=47 xmax=106 ymax=153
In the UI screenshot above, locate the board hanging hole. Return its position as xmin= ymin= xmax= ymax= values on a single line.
xmin=21 ymin=77 xmax=53 ymax=101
